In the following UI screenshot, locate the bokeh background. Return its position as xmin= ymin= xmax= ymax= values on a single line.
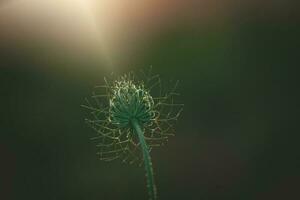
xmin=0 ymin=1 xmax=299 ymax=199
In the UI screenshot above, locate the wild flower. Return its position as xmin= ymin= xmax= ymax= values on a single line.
xmin=82 ymin=69 xmax=183 ymax=200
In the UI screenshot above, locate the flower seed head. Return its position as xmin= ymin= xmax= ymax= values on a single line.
xmin=109 ymin=77 xmax=156 ymax=128
xmin=83 ymin=69 xmax=183 ymax=163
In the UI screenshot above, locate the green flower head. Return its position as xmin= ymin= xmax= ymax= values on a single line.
xmin=109 ymin=76 xmax=155 ymax=128
xmin=83 ymin=70 xmax=183 ymax=164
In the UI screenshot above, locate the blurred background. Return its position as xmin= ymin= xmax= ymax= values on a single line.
xmin=0 ymin=0 xmax=299 ymax=199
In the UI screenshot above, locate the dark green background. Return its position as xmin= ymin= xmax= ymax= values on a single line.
xmin=1 ymin=10 xmax=299 ymax=200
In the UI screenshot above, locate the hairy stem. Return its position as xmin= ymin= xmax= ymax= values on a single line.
xmin=131 ymin=119 xmax=157 ymax=200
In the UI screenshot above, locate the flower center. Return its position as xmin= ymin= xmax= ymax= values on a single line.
xmin=109 ymin=79 xmax=155 ymax=128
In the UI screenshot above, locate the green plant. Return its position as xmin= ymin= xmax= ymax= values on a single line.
xmin=83 ymin=69 xmax=183 ymax=200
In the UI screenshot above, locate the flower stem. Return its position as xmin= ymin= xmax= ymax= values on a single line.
xmin=131 ymin=119 xmax=157 ymax=200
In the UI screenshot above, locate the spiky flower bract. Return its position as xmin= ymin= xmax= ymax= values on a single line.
xmin=83 ymin=69 xmax=183 ymax=200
